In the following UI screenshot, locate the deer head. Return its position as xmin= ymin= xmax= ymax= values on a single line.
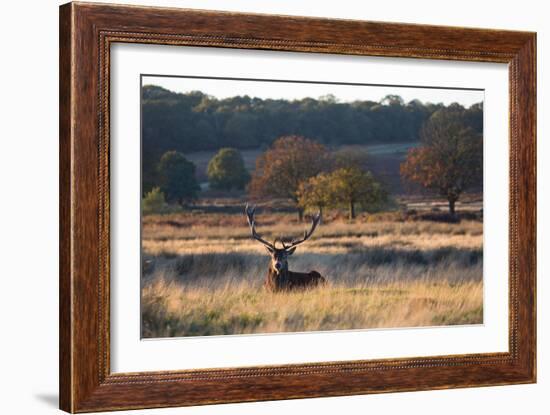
xmin=245 ymin=204 xmax=321 ymax=275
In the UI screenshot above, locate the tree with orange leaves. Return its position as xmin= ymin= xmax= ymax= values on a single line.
xmin=248 ymin=135 xmax=331 ymax=220
xmin=400 ymin=105 xmax=483 ymax=216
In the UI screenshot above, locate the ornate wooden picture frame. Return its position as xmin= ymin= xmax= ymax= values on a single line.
xmin=59 ymin=2 xmax=536 ymax=412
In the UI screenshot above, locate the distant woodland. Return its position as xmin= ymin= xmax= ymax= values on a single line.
xmin=141 ymin=84 xmax=483 ymax=197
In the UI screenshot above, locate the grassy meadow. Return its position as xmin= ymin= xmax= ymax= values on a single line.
xmin=141 ymin=197 xmax=483 ymax=338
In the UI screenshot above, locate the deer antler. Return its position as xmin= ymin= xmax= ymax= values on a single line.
xmin=283 ymin=212 xmax=321 ymax=250
xmin=245 ymin=204 xmax=275 ymax=250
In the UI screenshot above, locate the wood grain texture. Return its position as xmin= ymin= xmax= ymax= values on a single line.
xmin=59 ymin=3 xmax=73 ymax=411
xmin=59 ymin=2 xmax=537 ymax=412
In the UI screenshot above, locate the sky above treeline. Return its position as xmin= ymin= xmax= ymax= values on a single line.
xmin=142 ymin=75 xmax=484 ymax=108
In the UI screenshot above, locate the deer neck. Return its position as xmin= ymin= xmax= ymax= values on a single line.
xmin=266 ymin=264 xmax=286 ymax=291
xmin=270 ymin=263 xmax=288 ymax=276
xmin=268 ymin=263 xmax=289 ymax=285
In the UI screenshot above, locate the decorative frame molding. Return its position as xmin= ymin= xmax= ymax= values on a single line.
xmin=60 ymin=2 xmax=536 ymax=412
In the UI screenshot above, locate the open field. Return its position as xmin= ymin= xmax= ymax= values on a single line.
xmin=142 ymin=204 xmax=483 ymax=338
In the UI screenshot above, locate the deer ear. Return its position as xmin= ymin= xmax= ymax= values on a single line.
xmin=265 ymin=246 xmax=274 ymax=254
xmin=287 ymin=247 xmax=297 ymax=256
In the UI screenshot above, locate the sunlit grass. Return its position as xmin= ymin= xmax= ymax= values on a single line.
xmin=141 ymin=212 xmax=483 ymax=337
xmin=142 ymin=277 xmax=482 ymax=337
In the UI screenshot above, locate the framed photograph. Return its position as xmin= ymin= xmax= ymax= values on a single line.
xmin=59 ymin=2 xmax=536 ymax=412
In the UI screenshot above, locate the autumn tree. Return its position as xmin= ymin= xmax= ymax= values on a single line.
xmin=327 ymin=167 xmax=387 ymax=220
xmin=400 ymin=105 xmax=483 ymax=216
xmin=207 ymin=148 xmax=250 ymax=191
xmin=296 ymin=173 xmax=332 ymax=217
xmin=157 ymin=151 xmax=200 ymax=205
xmin=248 ymin=135 xmax=332 ymax=220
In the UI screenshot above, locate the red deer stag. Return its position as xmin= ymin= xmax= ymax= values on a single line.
xmin=245 ymin=204 xmax=326 ymax=292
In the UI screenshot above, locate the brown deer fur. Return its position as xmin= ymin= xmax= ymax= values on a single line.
xmin=265 ymin=265 xmax=326 ymax=292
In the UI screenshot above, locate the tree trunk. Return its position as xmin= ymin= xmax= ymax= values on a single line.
xmin=297 ymin=207 xmax=304 ymax=222
xmin=448 ymin=197 xmax=457 ymax=217
xmin=318 ymin=205 xmax=324 ymax=218
xmin=349 ymin=200 xmax=355 ymax=220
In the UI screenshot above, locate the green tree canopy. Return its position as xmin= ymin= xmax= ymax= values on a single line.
xmin=157 ymin=151 xmax=200 ymax=205
xmin=326 ymin=167 xmax=387 ymax=220
xmin=207 ymin=148 xmax=250 ymax=191
xmin=296 ymin=173 xmax=333 ymax=217
xmin=400 ymin=106 xmax=483 ymax=216
xmin=142 ymin=187 xmax=166 ymax=215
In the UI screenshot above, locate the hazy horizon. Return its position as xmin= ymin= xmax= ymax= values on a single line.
xmin=142 ymin=75 xmax=484 ymax=108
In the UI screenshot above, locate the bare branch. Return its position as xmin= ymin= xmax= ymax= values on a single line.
xmin=245 ymin=204 xmax=275 ymax=250
xmin=285 ymin=212 xmax=321 ymax=250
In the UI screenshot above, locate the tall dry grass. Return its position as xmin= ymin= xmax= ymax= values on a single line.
xmin=141 ymin=212 xmax=483 ymax=337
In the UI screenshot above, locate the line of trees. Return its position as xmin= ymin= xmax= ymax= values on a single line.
xmin=142 ymin=90 xmax=483 ymax=218
xmin=142 ymin=86 xmax=474 ymax=192
xmin=142 ymin=147 xmax=252 ymax=212
xmin=142 ymin=87 xmax=439 ymax=152
xmin=142 ymin=136 xmax=389 ymax=220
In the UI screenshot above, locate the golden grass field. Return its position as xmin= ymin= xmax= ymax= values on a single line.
xmin=141 ymin=202 xmax=483 ymax=338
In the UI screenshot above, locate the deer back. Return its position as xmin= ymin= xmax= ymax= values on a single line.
xmin=265 ymin=268 xmax=325 ymax=292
